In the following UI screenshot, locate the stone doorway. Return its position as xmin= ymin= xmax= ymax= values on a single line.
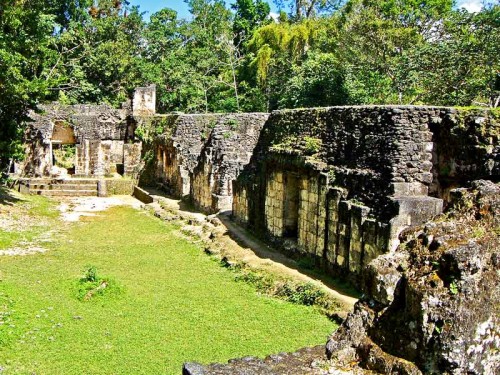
xmin=52 ymin=143 xmax=76 ymax=175
xmin=51 ymin=121 xmax=77 ymax=175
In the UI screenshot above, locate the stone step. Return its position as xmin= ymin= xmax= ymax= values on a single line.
xmin=30 ymin=189 xmax=97 ymax=197
xmin=28 ymin=183 xmax=98 ymax=191
xmin=29 ymin=178 xmax=98 ymax=185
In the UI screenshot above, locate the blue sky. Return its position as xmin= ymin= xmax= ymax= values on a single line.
xmin=128 ymin=0 xmax=488 ymax=22
xmin=128 ymin=0 xmax=190 ymax=20
xmin=128 ymin=0 xmax=279 ymax=21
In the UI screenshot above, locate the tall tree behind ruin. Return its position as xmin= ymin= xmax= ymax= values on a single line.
xmin=0 ymin=0 xmax=59 ymax=172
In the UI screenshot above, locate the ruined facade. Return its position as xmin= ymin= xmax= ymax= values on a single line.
xmin=233 ymin=107 xmax=498 ymax=282
xmin=141 ymin=105 xmax=498 ymax=285
xmin=140 ymin=112 xmax=268 ymax=212
xmin=178 ymin=107 xmax=498 ymax=374
xmin=20 ymin=86 xmax=156 ymax=179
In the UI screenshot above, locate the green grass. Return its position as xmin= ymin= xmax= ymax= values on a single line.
xmin=0 ymin=189 xmax=59 ymax=250
xmin=0 ymin=199 xmax=336 ymax=374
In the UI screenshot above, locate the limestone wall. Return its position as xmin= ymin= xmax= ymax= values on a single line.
xmin=145 ymin=113 xmax=268 ymax=212
xmin=232 ymin=106 xmax=498 ymax=282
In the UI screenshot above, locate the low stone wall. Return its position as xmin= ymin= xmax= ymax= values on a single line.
xmin=98 ymin=178 xmax=135 ymax=196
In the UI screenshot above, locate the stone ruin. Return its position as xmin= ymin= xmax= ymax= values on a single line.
xmin=14 ymin=87 xmax=155 ymax=196
xmin=20 ymin=97 xmax=147 ymax=179
xmin=17 ymin=85 xmax=499 ymax=374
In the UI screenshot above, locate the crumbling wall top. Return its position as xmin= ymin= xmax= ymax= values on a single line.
xmin=133 ymin=85 xmax=156 ymax=117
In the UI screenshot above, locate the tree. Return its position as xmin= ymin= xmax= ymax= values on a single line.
xmin=52 ymin=0 xmax=146 ymax=105
xmin=45 ymin=0 xmax=93 ymax=31
xmin=278 ymin=52 xmax=348 ymax=108
xmin=246 ymin=18 xmax=324 ymax=108
xmin=411 ymin=5 xmax=500 ymax=106
xmin=330 ymin=0 xmax=454 ymax=104
xmin=232 ymin=0 xmax=271 ymax=48
xmin=273 ymin=0 xmax=345 ymax=20
xmin=0 ymin=0 xmax=59 ymax=171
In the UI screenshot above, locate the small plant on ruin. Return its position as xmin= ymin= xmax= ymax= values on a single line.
xmin=449 ymin=280 xmax=459 ymax=295
xmin=226 ymin=118 xmax=239 ymax=131
xmin=208 ymin=119 xmax=217 ymax=129
xmin=141 ymin=149 xmax=154 ymax=164
xmin=303 ymin=136 xmax=322 ymax=155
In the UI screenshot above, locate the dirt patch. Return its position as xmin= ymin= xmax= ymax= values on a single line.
xmin=58 ymin=196 xmax=143 ymax=222
xmin=0 ymin=189 xmax=143 ymax=257
xmin=0 ymin=189 xmax=33 ymax=232
xmin=0 ymin=246 xmax=47 ymax=256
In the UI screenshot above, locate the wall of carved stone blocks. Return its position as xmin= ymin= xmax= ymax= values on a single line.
xmin=232 ymin=186 xmax=249 ymax=223
xmin=123 ymin=143 xmax=142 ymax=178
xmin=265 ymin=171 xmax=285 ymax=237
xmin=297 ymin=173 xmax=328 ymax=258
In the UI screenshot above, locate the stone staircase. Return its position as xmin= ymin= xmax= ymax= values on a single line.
xmin=19 ymin=178 xmax=99 ymax=197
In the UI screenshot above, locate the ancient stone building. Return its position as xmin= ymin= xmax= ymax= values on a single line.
xmin=231 ymin=107 xmax=499 ymax=282
xmin=140 ymin=105 xmax=498 ymax=285
xmin=177 ymin=107 xmax=498 ymax=374
xmin=20 ymin=87 xmax=155 ymax=179
xmin=139 ymin=112 xmax=269 ymax=212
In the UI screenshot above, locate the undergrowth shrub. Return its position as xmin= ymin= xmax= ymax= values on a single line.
xmin=76 ymin=266 xmax=121 ymax=301
xmin=232 ymin=264 xmax=341 ymax=319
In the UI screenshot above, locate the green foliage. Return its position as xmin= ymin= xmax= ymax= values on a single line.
xmin=275 ymin=282 xmax=326 ymax=305
xmin=53 ymin=145 xmax=76 ymax=169
xmin=304 ymin=136 xmax=322 ymax=154
xmin=274 ymin=0 xmax=346 ymax=20
xmin=141 ymin=149 xmax=154 ymax=164
xmin=449 ymin=280 xmax=458 ymax=295
xmin=232 ymin=0 xmax=271 ymax=49
xmin=226 ymin=118 xmax=240 ymax=130
xmin=0 ymin=0 xmax=57 ymax=170
xmin=134 ymin=118 xmax=167 ymax=142
xmin=76 ymin=266 xmax=119 ymax=301
xmin=279 ymin=52 xmax=348 ymax=108
xmin=233 ymin=266 xmax=342 ymax=317
xmin=53 ymin=1 xmax=146 ymax=106
xmin=409 ymin=6 xmax=500 ymax=106
xmin=82 ymin=265 xmax=99 ymax=283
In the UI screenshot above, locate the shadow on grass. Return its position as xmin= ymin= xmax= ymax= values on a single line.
xmin=216 ymin=212 xmax=361 ymax=301
xmin=0 ymin=186 xmax=21 ymax=206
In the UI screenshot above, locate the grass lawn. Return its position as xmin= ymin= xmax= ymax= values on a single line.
xmin=0 ymin=194 xmax=336 ymax=374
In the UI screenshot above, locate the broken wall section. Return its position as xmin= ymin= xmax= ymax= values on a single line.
xmin=143 ymin=113 xmax=268 ymax=213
